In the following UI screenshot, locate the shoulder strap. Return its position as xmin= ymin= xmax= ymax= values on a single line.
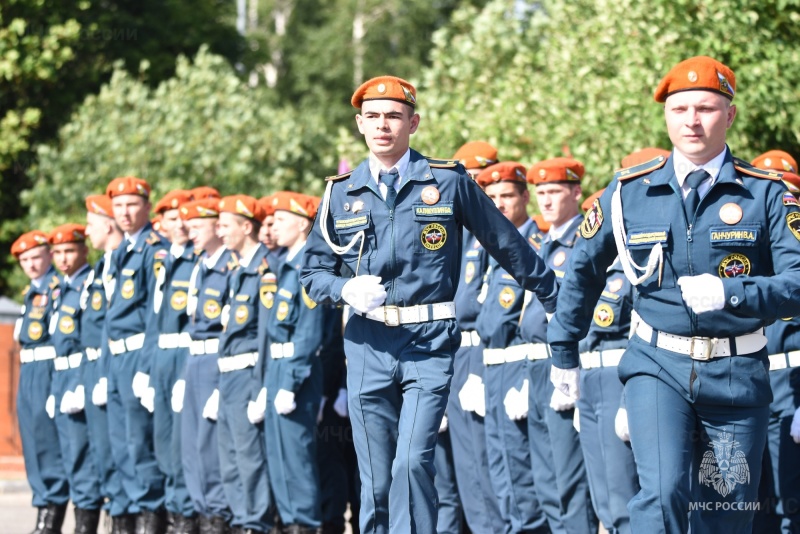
xmin=614 ymin=155 xmax=668 ymax=181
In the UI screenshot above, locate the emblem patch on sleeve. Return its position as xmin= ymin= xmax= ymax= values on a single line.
xmin=421 ymin=223 xmax=447 ymax=250
xmin=782 ymin=192 xmax=798 ymax=207
xmin=718 ymin=253 xmax=751 ymax=278
xmin=593 ymin=303 xmax=614 ymax=327
xmin=788 ymin=212 xmax=800 ymax=241
xmin=498 ymin=287 xmax=516 ymax=309
xmin=580 ymin=199 xmax=603 ymax=239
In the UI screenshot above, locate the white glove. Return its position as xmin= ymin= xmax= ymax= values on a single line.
xmin=92 ymin=377 xmax=108 ymax=406
xmin=46 ymin=395 xmax=55 ymax=419
xmin=248 ymin=387 xmax=267 ymax=424
xmin=333 ymin=388 xmax=349 ymax=418
xmin=474 ymin=381 xmax=486 ymax=418
xmin=60 ymin=390 xmax=75 ymax=415
xmin=317 ymin=397 xmax=327 ymax=424
xmin=72 ymin=385 xmax=85 ymax=413
xmin=171 ymin=380 xmax=185 ymax=413
xmin=274 ymin=389 xmax=297 ymax=415
xmin=573 ymin=407 xmax=581 ymax=432
xmin=550 ymin=388 xmax=576 ymax=412
xmin=140 ymin=386 xmax=155 ymax=413
xmin=132 ymin=372 xmax=150 ymax=398
xmin=503 ymin=379 xmax=529 ymax=420
xmin=615 ymin=407 xmax=630 ymax=442
xmin=550 ymin=366 xmax=580 ymax=402
xmin=677 ymin=274 xmax=725 ymax=314
xmin=790 ymin=406 xmax=800 ymax=444
xmin=439 ymin=414 xmax=449 ymax=433
xmin=203 ymin=389 xmax=219 ymax=421
xmin=341 ymin=275 xmax=387 ymax=314
xmin=458 ymin=374 xmax=482 ymax=413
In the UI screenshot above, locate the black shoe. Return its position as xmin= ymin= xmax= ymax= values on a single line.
xmin=112 ymin=514 xmax=138 ymax=534
xmin=284 ymin=525 xmax=320 ymax=534
xmin=173 ymin=514 xmax=200 ymax=534
xmin=31 ymin=503 xmax=67 ymax=534
xmin=74 ymin=507 xmax=102 ymax=534
xmin=30 ymin=507 xmax=47 ymax=534
xmin=135 ymin=509 xmax=167 ymax=534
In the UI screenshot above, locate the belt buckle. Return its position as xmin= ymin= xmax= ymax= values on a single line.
xmin=690 ymin=337 xmax=714 ymax=361
xmin=383 ymin=306 xmax=400 ymax=327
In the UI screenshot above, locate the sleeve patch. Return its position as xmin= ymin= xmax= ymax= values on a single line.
xmin=580 ymin=199 xmax=604 ymax=239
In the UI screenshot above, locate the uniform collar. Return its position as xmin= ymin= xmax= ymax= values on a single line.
xmin=170 ymin=242 xmax=186 ymax=259
xmin=547 ymin=215 xmax=583 ymax=247
xmin=672 ymin=147 xmax=727 ymax=188
xmin=125 ymin=226 xmax=145 ymax=247
xmin=203 ymin=245 xmax=226 ymax=269
xmin=63 ymin=263 xmax=90 ymax=288
xmin=285 ymin=239 xmax=307 ymax=263
xmin=368 ymin=149 xmax=411 ymax=183
xmin=351 ymin=149 xmax=432 ymax=194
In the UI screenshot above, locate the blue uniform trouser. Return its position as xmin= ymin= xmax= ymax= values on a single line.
xmin=343 ymin=315 xmax=457 ymax=534
xmin=83 ymin=355 xmax=130 ymax=516
xmin=446 ymin=343 xmax=506 ymax=534
xmin=152 ymin=346 xmax=193 ymax=517
xmin=433 ymin=427 xmax=462 ymax=534
xmin=181 ymin=353 xmax=230 ymax=521
xmin=620 ymin=334 xmax=769 ymax=534
xmin=485 ymin=358 xmax=548 ymax=533
xmin=217 ymin=366 xmax=271 ymax=531
xmin=106 ymin=348 xmax=165 ymax=512
xmin=527 ymin=358 xmax=596 ymax=534
xmin=316 ymin=403 xmax=349 ymax=530
xmin=577 ymin=366 xmax=638 ymax=534
xmin=265 ymin=358 xmax=323 ymax=527
xmin=52 ymin=366 xmax=103 ymax=510
xmin=17 ymin=359 xmax=69 ymax=507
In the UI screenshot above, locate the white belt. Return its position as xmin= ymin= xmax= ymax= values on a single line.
xmin=108 ymin=333 xmax=146 ymax=355
xmin=461 ymin=331 xmax=481 ymax=348
xmin=270 ymin=342 xmax=295 ymax=359
xmin=218 ymin=352 xmax=258 ymax=373
xmin=357 ymin=302 xmax=456 ymax=326
xmin=768 ymin=351 xmax=800 ymax=371
xmin=190 ymin=338 xmax=220 ymax=356
xmin=158 ymin=332 xmax=192 ymax=350
xmin=636 ymin=321 xmax=766 ymax=360
xmin=484 ymin=343 xmax=548 ymax=365
xmin=580 ymin=349 xmax=626 ymax=369
xmin=85 ymin=347 xmax=101 ymax=361
xmin=20 ymin=346 xmax=56 ymax=363
xmin=54 ymin=352 xmax=83 ymax=371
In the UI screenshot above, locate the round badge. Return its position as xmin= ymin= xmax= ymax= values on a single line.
xmin=28 ymin=321 xmax=43 ymax=341
xmin=421 ymin=223 xmax=447 ymax=251
xmin=538 ymin=168 xmax=547 ymax=178
xmin=203 ymin=300 xmax=221 ymax=319
xmin=719 ymin=203 xmax=743 ymax=225
xmin=465 ymin=261 xmax=476 ymax=284
xmin=498 ymin=287 xmax=516 ymax=309
xmin=170 ymin=290 xmax=188 ymax=311
xmin=59 ymin=315 xmax=75 ymax=334
xmin=552 ymin=251 xmax=567 ymax=267
xmin=121 ymin=279 xmax=135 ymax=300
xmin=421 ymin=186 xmax=440 ymax=205
xmin=718 ymin=253 xmax=751 ymax=278
xmin=343 ymin=202 xmax=350 ymax=212
xmin=377 ymin=83 xmax=386 ymax=94
xmin=594 ymin=304 xmax=614 ymax=327
xmin=234 ymin=305 xmax=249 ymax=324
xmin=91 ymin=291 xmax=103 ymax=311
xmin=607 ymin=278 xmax=624 ymax=293
xmin=276 ymin=301 xmax=290 ymax=322
xmin=688 ymin=70 xmax=698 ymax=82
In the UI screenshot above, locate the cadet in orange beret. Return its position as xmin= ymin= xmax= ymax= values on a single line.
xmin=13 ymin=229 xmax=70 ymax=533
xmin=453 ymin=141 xmax=498 ymax=179
xmin=752 ymin=149 xmax=800 ymax=193
xmin=154 ymin=189 xmax=193 ymax=244
xmin=190 ymin=186 xmax=221 ymax=200
xmin=549 ymin=56 xmax=800 ymax=534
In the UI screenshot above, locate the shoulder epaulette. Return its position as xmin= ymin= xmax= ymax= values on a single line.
xmin=733 ymin=158 xmax=781 ymax=180
xmin=49 ymin=276 xmax=60 ymax=289
xmin=325 ymin=171 xmax=353 ymax=182
xmin=21 ymin=285 xmax=30 ymax=296
xmin=257 ymin=257 xmax=270 ymax=275
xmin=227 ymin=256 xmax=240 ymax=270
xmin=614 ymin=155 xmax=668 ymax=181
xmin=426 ymin=157 xmax=458 ymax=169
xmin=145 ymin=231 xmax=162 ymax=245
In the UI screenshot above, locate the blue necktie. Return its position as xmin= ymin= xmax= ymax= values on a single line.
xmin=684 ymin=169 xmax=709 ymax=222
xmin=379 ymin=169 xmax=399 ymax=209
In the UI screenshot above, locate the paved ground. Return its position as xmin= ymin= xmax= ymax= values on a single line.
xmin=0 ymin=482 xmax=112 ymax=534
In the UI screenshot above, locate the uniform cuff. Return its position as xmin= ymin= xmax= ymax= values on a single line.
xmin=721 ymin=278 xmax=744 ymax=308
xmin=330 ymin=277 xmax=348 ymax=305
xmin=548 ymin=344 xmax=580 ymax=369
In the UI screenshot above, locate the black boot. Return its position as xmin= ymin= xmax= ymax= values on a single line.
xmin=74 ymin=508 xmax=102 ymax=534
xmin=284 ymin=525 xmax=320 ymax=534
xmin=32 ymin=503 xmax=67 ymax=534
xmin=136 ymin=509 xmax=167 ymax=534
xmin=199 ymin=515 xmax=229 ymax=534
xmin=30 ymin=507 xmax=47 ymax=534
xmin=173 ymin=514 xmax=200 ymax=534
xmin=320 ymin=523 xmax=344 ymax=534
xmin=112 ymin=514 xmax=138 ymax=534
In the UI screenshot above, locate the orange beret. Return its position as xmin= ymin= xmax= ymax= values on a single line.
xmin=781 ymin=173 xmax=800 ymax=193
xmin=527 ymin=157 xmax=584 ymax=185
xmin=219 ymin=195 xmax=265 ymax=222
xmin=258 ymin=196 xmax=276 ymax=218
xmin=475 ymin=162 xmax=527 ymax=188
xmin=581 ymin=189 xmax=606 ymax=212
xmin=654 ymin=56 xmax=735 ymax=103
xmin=621 ymin=148 xmax=671 ymax=169
xmin=180 ymin=198 xmax=221 ymax=220
xmin=11 ymin=230 xmax=49 ymax=258
xmin=85 ymin=194 xmax=113 ymax=217
xmin=270 ymin=191 xmax=317 ymax=219
xmin=751 ymin=150 xmax=797 ymax=173
xmin=106 ymin=176 xmax=151 ymax=199
xmin=532 ymin=214 xmax=551 ymax=233
xmin=154 ymin=190 xmax=193 ymax=214
xmin=453 ymin=141 xmax=498 ymax=170
xmin=48 ymin=224 xmax=86 ymax=246
xmin=191 ymin=186 xmax=221 ymax=200
xmin=351 ymin=76 xmax=416 ymax=109
xmin=306 ymin=195 xmax=321 ymax=220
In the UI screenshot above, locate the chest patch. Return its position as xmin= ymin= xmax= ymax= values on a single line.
xmin=421 ymin=223 xmax=447 ymax=250
xmin=121 ymin=279 xmax=135 ymax=300
xmin=594 ymin=303 xmax=614 ymax=327
xmin=171 ymin=291 xmax=188 ymax=311
xmin=499 ymin=287 xmax=516 ymax=309
xmin=91 ymin=291 xmax=103 ymax=310
xmin=465 ymin=262 xmax=476 ymax=284
xmin=788 ymin=212 xmax=800 ymax=242
xmin=718 ymin=253 xmax=751 ymax=278
xmin=204 ymin=300 xmax=221 ymax=319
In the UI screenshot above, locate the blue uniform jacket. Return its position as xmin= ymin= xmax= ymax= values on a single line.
xmin=80 ymin=257 xmax=108 ymax=351
xmin=52 ymin=265 xmax=91 ymax=358
xmin=454 ymin=231 xmax=489 ymax=330
xmin=16 ymin=267 xmax=60 ymax=349
xmin=152 ymin=245 xmax=197 ymax=335
xmin=300 ymin=149 xmax=558 ymax=313
xmin=188 ymin=249 xmax=236 ymax=341
xmin=549 ymin=149 xmax=800 ymax=369
xmin=577 ymin=260 xmax=634 ymax=354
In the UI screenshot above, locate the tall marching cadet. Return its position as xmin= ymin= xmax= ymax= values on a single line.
xmin=12 ymin=231 xmax=70 ymax=534
xmin=301 ymin=75 xmax=558 ymax=534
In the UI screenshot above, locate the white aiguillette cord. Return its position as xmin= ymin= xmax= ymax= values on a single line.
xmin=319 ymin=180 xmax=366 ymax=275
xmin=611 ymin=182 xmax=663 ymax=287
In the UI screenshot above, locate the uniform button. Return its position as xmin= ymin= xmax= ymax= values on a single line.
xmin=730 ymin=296 xmax=739 ymax=306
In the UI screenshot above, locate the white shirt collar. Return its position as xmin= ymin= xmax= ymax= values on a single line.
xmin=125 ymin=227 xmax=145 ymax=246
xmin=673 ymin=147 xmax=727 ymax=187
xmin=369 ymin=149 xmax=411 ymax=184
xmin=237 ymin=242 xmax=261 ymax=268
xmin=170 ymin=242 xmax=186 ymax=258
xmin=548 ymin=214 xmax=583 ymax=241
xmin=285 ymin=239 xmax=306 ymax=262
xmin=203 ymin=245 xmax=226 ymax=269
xmin=31 ymin=274 xmax=47 ymax=289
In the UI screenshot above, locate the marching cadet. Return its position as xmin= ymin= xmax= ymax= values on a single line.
xmin=522 ymin=157 xmax=596 ymax=534
xmin=473 ymin=161 xmax=550 ymax=534
xmin=258 ymin=195 xmax=289 ymax=272
xmin=12 ymin=230 xmax=70 ymax=534
xmin=180 ymin=198 xmax=235 ymax=533
xmin=215 ymin=194 xmax=274 ymax=533
xmin=105 ymin=176 xmax=168 ymax=532
xmin=750 ymin=150 xmax=800 ymax=533
xmin=263 ymin=191 xmax=324 ymax=534
xmin=82 ymin=194 xmax=131 ymax=525
xmin=48 ymin=224 xmax=104 ymax=534
xmin=300 ymin=76 xmax=558 ymax=533
xmin=548 ymin=56 xmax=800 ymax=533
xmin=148 ymin=189 xmax=198 ymax=532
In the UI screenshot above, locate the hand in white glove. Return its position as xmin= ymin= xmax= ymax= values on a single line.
xmin=458 ymin=374 xmax=482 ymax=413
xmin=274 ymin=389 xmax=297 ymax=415
xmin=317 ymin=397 xmax=327 ymax=424
xmin=615 ymin=407 xmax=630 ymax=442
xmin=60 ymin=390 xmax=75 ymax=415
xmin=132 ymin=372 xmax=150 ymax=398
xmin=550 ymin=366 xmax=580 ymax=402
xmin=790 ymin=406 xmax=800 ymax=444
xmin=70 ymin=385 xmax=86 ymax=414
xmin=92 ymin=377 xmax=108 ymax=406
xmin=474 ymin=381 xmax=486 ymax=418
xmin=46 ymin=395 xmax=55 ymax=419
xmin=504 ymin=379 xmax=529 ymax=421
xmin=439 ymin=414 xmax=449 ymax=433
xmin=550 ymin=388 xmax=576 ymax=412
xmin=573 ymin=407 xmax=581 ymax=432
xmin=140 ymin=386 xmax=155 ymax=413
xmin=171 ymin=380 xmax=185 ymax=413
xmin=248 ymin=387 xmax=267 ymax=424
xmin=677 ymin=274 xmax=725 ymax=314
xmin=203 ymin=389 xmax=219 ymax=421
xmin=341 ymin=276 xmax=387 ymax=314
xmin=333 ymin=388 xmax=349 ymax=418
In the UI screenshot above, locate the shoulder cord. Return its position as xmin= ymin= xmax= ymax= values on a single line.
xmin=319 ymin=180 xmax=366 ymax=275
xmin=611 ymin=181 xmax=663 ymax=287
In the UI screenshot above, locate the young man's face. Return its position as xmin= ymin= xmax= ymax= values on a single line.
xmin=161 ymin=209 xmax=189 ymax=245
xmin=85 ymin=212 xmax=111 ymax=250
xmin=664 ymin=90 xmax=736 ymax=166
xmin=51 ymin=243 xmax=88 ymax=277
xmin=356 ymin=100 xmax=420 ymax=164
xmin=112 ymin=194 xmax=151 ymax=234
xmin=271 ymin=211 xmax=309 ymax=248
xmin=484 ymin=181 xmax=530 ymax=228
xmin=217 ymin=212 xmax=249 ymax=252
xmin=259 ymin=214 xmax=277 ymax=249
xmin=535 ymin=183 xmax=582 ymax=228
xmin=18 ymin=246 xmax=52 ymax=280
xmin=186 ymin=218 xmax=219 ymax=252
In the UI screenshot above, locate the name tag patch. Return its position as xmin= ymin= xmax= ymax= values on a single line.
xmin=626 ymin=227 xmax=669 ymax=246
xmin=414 ymin=205 xmax=453 ymax=217
xmin=335 ymin=215 xmax=369 ymax=230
